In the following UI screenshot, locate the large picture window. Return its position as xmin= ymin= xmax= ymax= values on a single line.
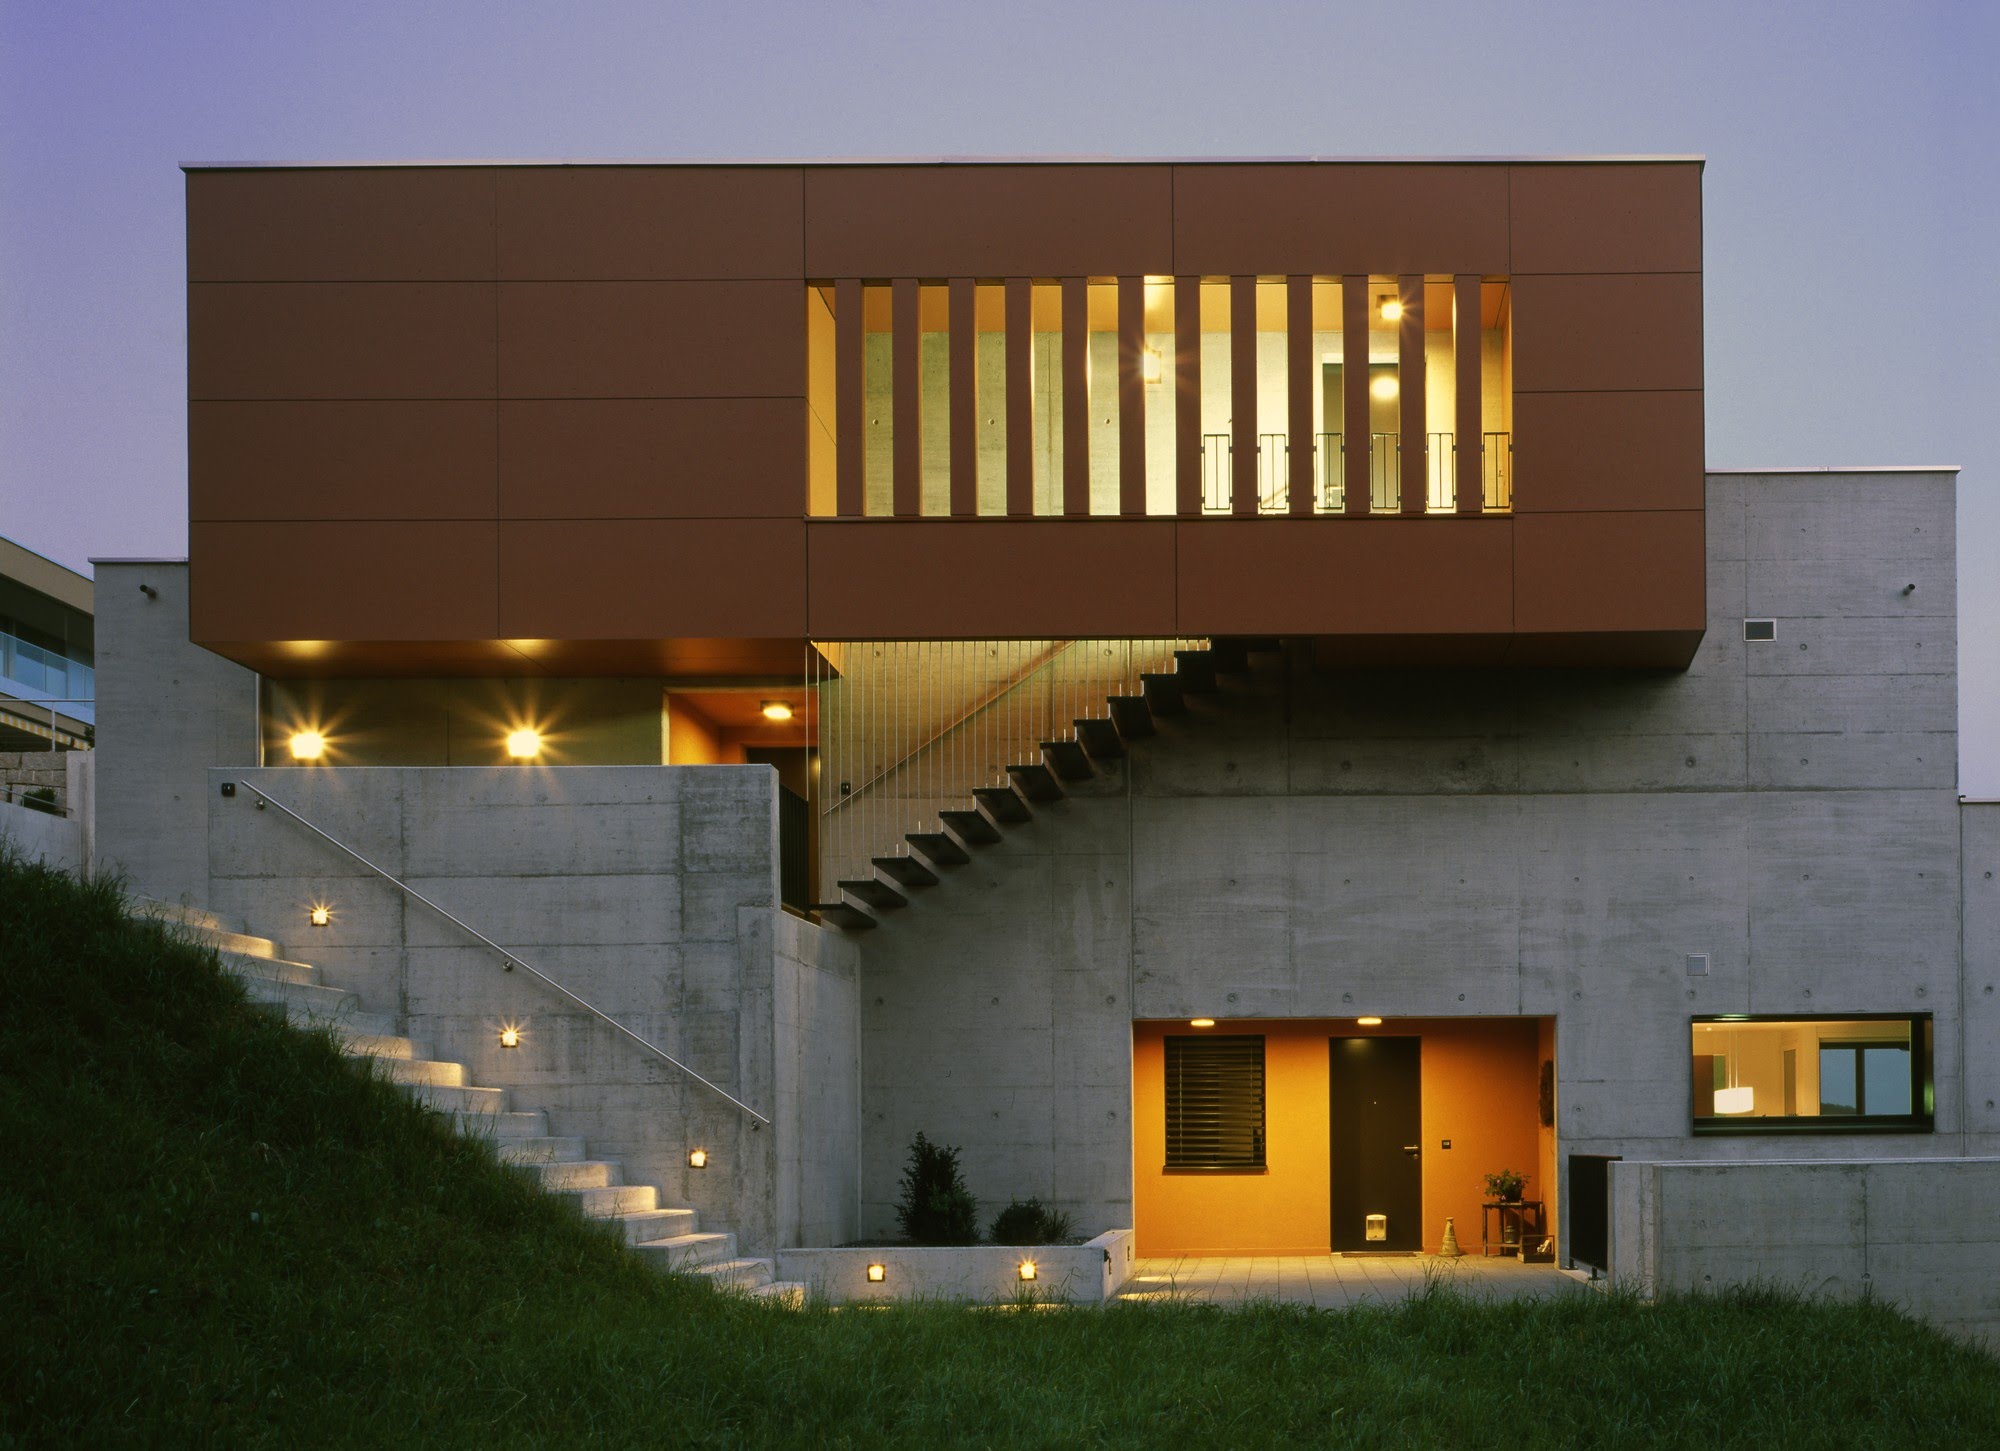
xmin=1690 ymin=1015 xmax=1932 ymax=1135
xmin=1165 ymin=1034 xmax=1266 ymax=1171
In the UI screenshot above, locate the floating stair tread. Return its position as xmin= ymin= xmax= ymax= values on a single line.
xmin=1074 ymin=718 xmax=1125 ymax=760
xmin=1173 ymin=649 xmax=1220 ymax=694
xmin=1107 ymin=696 xmax=1157 ymax=740
xmin=906 ymin=832 xmax=971 ymax=867
xmin=971 ymin=786 xmax=1031 ymax=824
xmin=1140 ymin=673 xmax=1187 ymax=716
xmin=939 ymin=809 xmax=1002 ymax=845
xmin=1039 ymin=740 xmax=1094 ymax=781
xmin=839 ymin=878 xmax=908 ymax=912
xmin=873 ymin=855 xmax=940 ymax=888
xmin=813 ymin=901 xmax=880 ymax=931
xmin=1006 ymin=763 xmax=1065 ymax=803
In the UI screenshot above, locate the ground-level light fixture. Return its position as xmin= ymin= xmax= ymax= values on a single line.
xmin=1378 ymin=296 xmax=1403 ymax=323
xmin=289 ymin=730 xmax=326 ymax=761
xmin=688 ymin=1147 xmax=709 ymax=1169
xmin=866 ymin=1263 xmax=886 ymax=1283
xmin=1357 ymin=1016 xmax=1383 ymax=1027
xmin=1370 ymin=374 xmax=1399 ymax=401
xmin=1189 ymin=1018 xmax=1215 ymax=1029
xmin=499 ymin=1026 xmax=521 ymax=1049
xmin=1018 ymin=1260 xmax=1037 ymax=1282
xmin=309 ymin=904 xmax=331 ymax=928
xmin=760 ymin=700 xmax=794 ymax=722
xmin=505 ymin=727 xmax=542 ymax=760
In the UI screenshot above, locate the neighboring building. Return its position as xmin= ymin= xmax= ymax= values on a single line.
xmin=0 ymin=534 xmax=93 ymax=752
xmin=86 ymin=158 xmax=1997 ymax=1336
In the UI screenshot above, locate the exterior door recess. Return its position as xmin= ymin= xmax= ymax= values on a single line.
xmin=1330 ymin=1036 xmax=1422 ymax=1251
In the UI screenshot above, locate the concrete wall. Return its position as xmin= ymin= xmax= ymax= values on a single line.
xmin=0 ymin=749 xmax=93 ymax=875
xmin=773 ymin=909 xmax=862 ymax=1247
xmin=1966 ymin=802 xmax=1998 ymax=1159
xmin=204 ymin=762 xmax=849 ymax=1255
xmin=93 ymin=562 xmax=256 ymax=904
xmin=1608 ymin=1157 xmax=2000 ymax=1348
xmin=856 ymin=470 xmax=1965 ymax=1246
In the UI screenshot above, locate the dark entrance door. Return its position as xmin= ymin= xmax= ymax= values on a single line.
xmin=1329 ymin=1036 xmax=1422 ymax=1251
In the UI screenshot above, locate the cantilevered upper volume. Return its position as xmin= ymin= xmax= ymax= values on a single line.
xmin=183 ymin=157 xmax=1705 ymax=676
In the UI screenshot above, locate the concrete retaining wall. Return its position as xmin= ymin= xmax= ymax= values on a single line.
xmin=0 ymin=750 xmax=93 ymax=875
xmin=205 ymin=763 xmax=857 ymax=1254
xmin=1608 ymin=1157 xmax=2000 ymax=1348
xmin=777 ymin=1229 xmax=1134 ymax=1304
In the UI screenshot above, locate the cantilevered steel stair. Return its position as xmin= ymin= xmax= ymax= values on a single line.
xmin=808 ymin=638 xmax=1278 ymax=932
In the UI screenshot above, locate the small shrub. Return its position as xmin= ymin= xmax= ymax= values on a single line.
xmin=1482 ymin=1168 xmax=1527 ymax=1201
xmin=988 ymin=1198 xmax=1073 ymax=1246
xmin=894 ymin=1133 xmax=979 ymax=1245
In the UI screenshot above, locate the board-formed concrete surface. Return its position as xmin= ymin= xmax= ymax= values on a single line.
xmin=856 ymin=471 xmax=1970 ymax=1245
xmin=1609 ymin=1157 xmax=2000 ymax=1350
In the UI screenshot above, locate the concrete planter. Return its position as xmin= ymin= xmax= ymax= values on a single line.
xmin=776 ymin=1229 xmax=1136 ymax=1305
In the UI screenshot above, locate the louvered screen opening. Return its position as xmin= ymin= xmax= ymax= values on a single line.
xmin=1165 ymin=1035 xmax=1266 ymax=1170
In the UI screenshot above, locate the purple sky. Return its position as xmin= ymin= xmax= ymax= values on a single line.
xmin=2 ymin=1 xmax=1993 ymax=789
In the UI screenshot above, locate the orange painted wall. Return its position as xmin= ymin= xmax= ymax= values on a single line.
xmin=1133 ymin=1018 xmax=1547 ymax=1256
xmin=664 ymin=697 xmax=742 ymax=766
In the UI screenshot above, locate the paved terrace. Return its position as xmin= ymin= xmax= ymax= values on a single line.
xmin=1118 ymin=1256 xmax=1590 ymax=1309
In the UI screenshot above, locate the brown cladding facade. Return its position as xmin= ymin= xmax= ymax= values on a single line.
xmin=185 ymin=159 xmax=1704 ymax=674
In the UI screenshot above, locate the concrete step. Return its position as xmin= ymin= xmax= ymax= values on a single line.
xmin=295 ymin=1005 xmax=397 ymax=1038
xmin=609 ymin=1207 xmax=701 ymax=1246
xmin=402 ymin=1082 xmax=508 ymax=1115
xmin=494 ymin=1136 xmax=589 ymax=1165
xmin=454 ymin=1109 xmax=549 ymax=1140
xmin=335 ymin=1030 xmax=431 ymax=1062
xmin=520 ymin=1158 xmax=621 ymax=1191
xmin=750 ymin=1281 xmax=808 ymax=1307
xmin=130 ymin=898 xmax=245 ymax=936
xmin=562 ymin=1183 xmax=659 ymax=1217
xmin=218 ymin=950 xmax=318 ymax=988
xmin=695 ymin=1257 xmax=775 ymax=1291
xmin=630 ymin=1231 xmax=736 ymax=1272
xmin=373 ymin=1057 xmax=467 ymax=1089
xmin=186 ymin=922 xmax=289 ymax=962
xmin=241 ymin=974 xmax=359 ymax=1023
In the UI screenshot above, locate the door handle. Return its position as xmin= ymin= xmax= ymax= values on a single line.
xmin=1402 ymin=1144 xmax=1421 ymax=1155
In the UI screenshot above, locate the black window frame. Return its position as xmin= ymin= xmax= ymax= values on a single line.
xmin=1164 ymin=1033 xmax=1267 ymax=1173
xmin=1689 ymin=1013 xmax=1933 ymax=1136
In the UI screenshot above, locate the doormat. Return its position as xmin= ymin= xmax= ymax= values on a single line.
xmin=1339 ymin=1251 xmax=1420 ymax=1258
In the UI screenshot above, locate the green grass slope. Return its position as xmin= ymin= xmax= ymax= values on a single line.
xmin=2 ymin=849 xmax=1996 ymax=1448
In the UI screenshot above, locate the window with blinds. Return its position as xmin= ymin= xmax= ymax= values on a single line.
xmin=1164 ymin=1034 xmax=1266 ymax=1171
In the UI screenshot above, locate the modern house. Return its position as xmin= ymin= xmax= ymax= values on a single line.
xmin=84 ymin=157 xmax=1997 ymax=1331
xmin=0 ymin=534 xmax=94 ymax=753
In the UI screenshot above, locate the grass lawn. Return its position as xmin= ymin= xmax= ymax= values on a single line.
xmin=2 ymin=848 xmax=1996 ymax=1448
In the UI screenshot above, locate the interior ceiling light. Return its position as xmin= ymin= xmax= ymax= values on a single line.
xmin=288 ymin=730 xmax=326 ymax=761
xmin=1140 ymin=345 xmax=1163 ymax=384
xmin=1378 ymin=296 xmax=1403 ymax=323
xmin=1357 ymin=1017 xmax=1383 ymax=1027
xmin=505 ymin=727 xmax=541 ymax=760
xmin=1370 ymin=375 xmax=1400 ymax=401
xmin=761 ymin=700 xmax=794 ymax=721
xmin=1189 ymin=1018 xmax=1216 ymax=1029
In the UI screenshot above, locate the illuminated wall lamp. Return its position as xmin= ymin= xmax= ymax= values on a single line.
xmin=1378 ymin=296 xmax=1403 ymax=323
xmin=1370 ymin=374 xmax=1399 ymax=401
xmin=308 ymin=904 xmax=331 ymax=928
xmin=498 ymin=1026 xmax=521 ymax=1049
xmin=505 ymin=727 xmax=542 ymax=760
xmin=866 ymin=1263 xmax=886 ymax=1283
xmin=289 ymin=730 xmax=325 ymax=761
xmin=1018 ymin=1260 xmax=1037 ymax=1282
xmin=1356 ymin=1016 xmax=1383 ymax=1027
xmin=688 ymin=1147 xmax=709 ymax=1169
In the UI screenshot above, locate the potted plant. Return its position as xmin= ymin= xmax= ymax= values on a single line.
xmin=1482 ymin=1169 xmax=1527 ymax=1203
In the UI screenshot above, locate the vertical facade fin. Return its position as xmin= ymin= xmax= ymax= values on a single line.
xmin=892 ymin=277 xmax=921 ymax=517
xmin=948 ymin=277 xmax=977 ymax=516
xmin=835 ymin=277 xmax=864 ymax=517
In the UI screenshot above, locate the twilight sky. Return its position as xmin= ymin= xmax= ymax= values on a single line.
xmin=1 ymin=1 xmax=1993 ymax=789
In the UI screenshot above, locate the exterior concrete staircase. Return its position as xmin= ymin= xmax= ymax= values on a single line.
xmin=811 ymin=636 xmax=1279 ymax=931
xmin=129 ymin=899 xmax=803 ymax=1303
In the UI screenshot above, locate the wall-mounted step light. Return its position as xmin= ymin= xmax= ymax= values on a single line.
xmin=499 ymin=1026 xmax=521 ymax=1049
xmin=309 ymin=904 xmax=331 ymax=928
xmin=688 ymin=1147 xmax=709 ymax=1170
xmin=505 ymin=727 xmax=542 ymax=760
xmin=289 ymin=730 xmax=326 ymax=761
xmin=1017 ymin=1260 xmax=1037 ymax=1282
xmin=866 ymin=1263 xmax=886 ymax=1283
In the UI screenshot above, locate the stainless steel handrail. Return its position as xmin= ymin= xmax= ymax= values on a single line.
xmin=233 ymin=777 xmax=770 ymax=1128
